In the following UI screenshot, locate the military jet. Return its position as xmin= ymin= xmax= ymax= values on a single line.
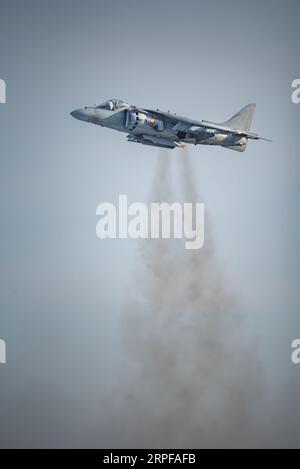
xmin=70 ymin=98 xmax=270 ymax=151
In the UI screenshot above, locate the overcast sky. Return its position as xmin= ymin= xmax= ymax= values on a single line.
xmin=0 ymin=0 xmax=299 ymax=448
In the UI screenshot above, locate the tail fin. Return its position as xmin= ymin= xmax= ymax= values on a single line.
xmin=222 ymin=103 xmax=256 ymax=131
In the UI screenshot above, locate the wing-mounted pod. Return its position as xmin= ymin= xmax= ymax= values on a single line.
xmin=127 ymin=134 xmax=185 ymax=149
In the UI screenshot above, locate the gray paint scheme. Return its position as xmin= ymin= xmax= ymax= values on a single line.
xmin=71 ymin=99 xmax=270 ymax=152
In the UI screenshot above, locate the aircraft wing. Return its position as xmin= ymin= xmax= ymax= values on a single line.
xmin=136 ymin=107 xmax=271 ymax=142
xmin=140 ymin=108 xmax=201 ymax=127
xmin=200 ymin=120 xmax=272 ymax=141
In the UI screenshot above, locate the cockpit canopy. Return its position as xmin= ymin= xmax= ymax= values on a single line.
xmin=96 ymin=99 xmax=128 ymax=111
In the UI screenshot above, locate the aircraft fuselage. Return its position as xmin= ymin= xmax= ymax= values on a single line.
xmin=71 ymin=98 xmax=268 ymax=151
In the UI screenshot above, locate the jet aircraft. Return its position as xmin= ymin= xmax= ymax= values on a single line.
xmin=71 ymin=99 xmax=270 ymax=151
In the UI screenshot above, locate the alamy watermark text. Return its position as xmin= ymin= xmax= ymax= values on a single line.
xmin=291 ymin=339 xmax=300 ymax=365
xmin=291 ymin=79 xmax=300 ymax=104
xmin=96 ymin=194 xmax=205 ymax=250
xmin=0 ymin=78 xmax=6 ymax=104
xmin=0 ymin=339 xmax=7 ymax=364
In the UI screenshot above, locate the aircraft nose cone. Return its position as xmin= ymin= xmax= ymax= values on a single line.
xmin=70 ymin=108 xmax=93 ymax=123
xmin=70 ymin=109 xmax=81 ymax=119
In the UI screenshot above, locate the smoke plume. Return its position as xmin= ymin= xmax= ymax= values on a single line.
xmin=117 ymin=149 xmax=262 ymax=448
